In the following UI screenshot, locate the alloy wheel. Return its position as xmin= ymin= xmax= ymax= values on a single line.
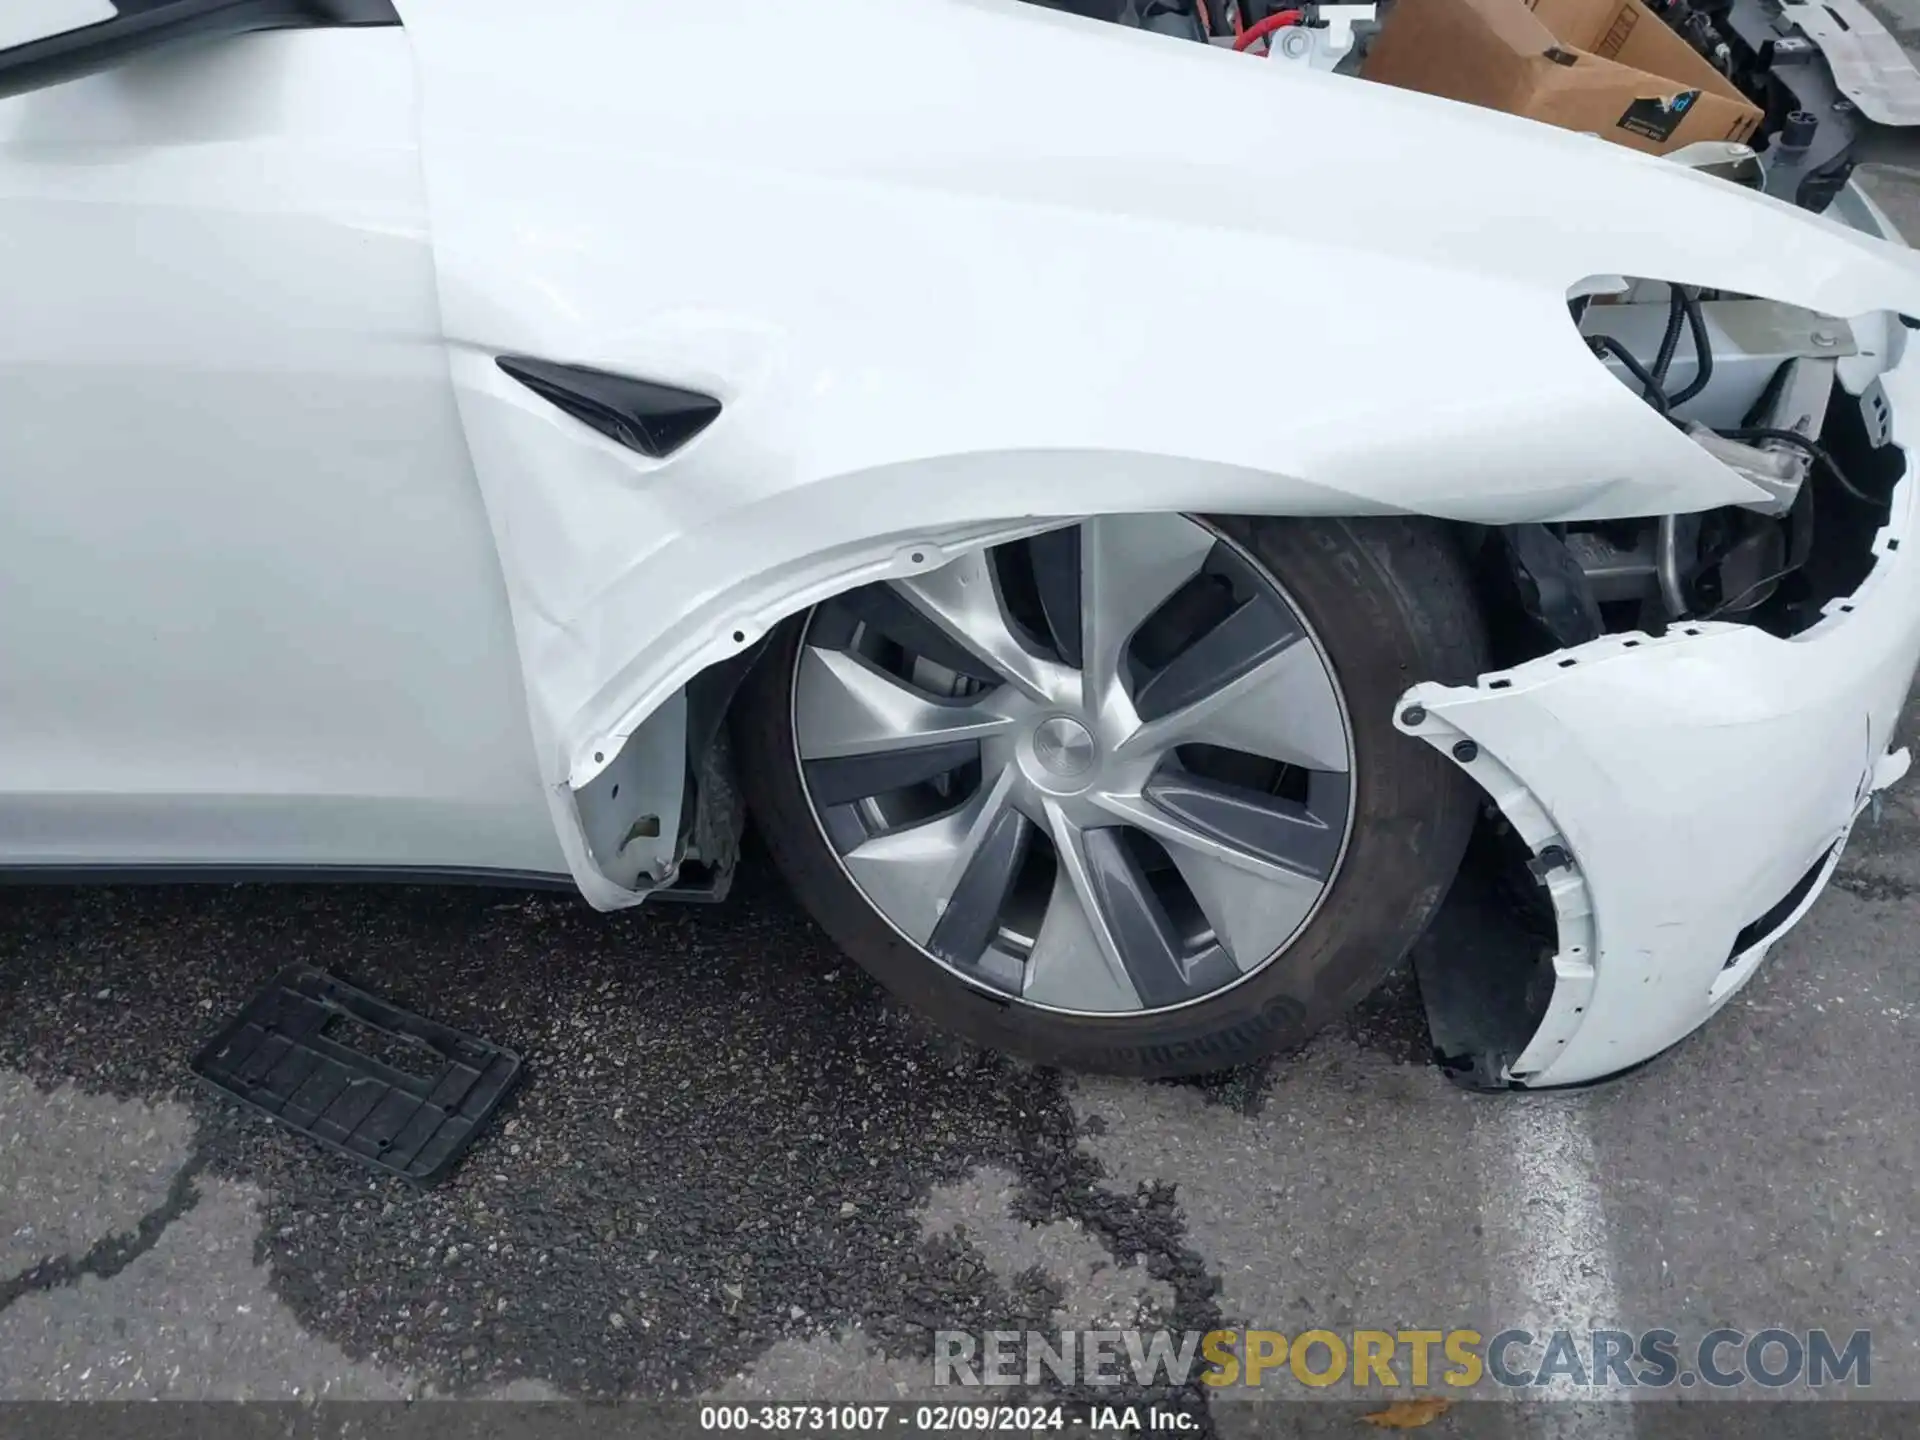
xmin=790 ymin=514 xmax=1355 ymax=1016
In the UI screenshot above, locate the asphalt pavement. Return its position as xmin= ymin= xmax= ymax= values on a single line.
xmin=5 ymin=699 xmax=1920 ymax=1436
xmin=7 ymin=127 xmax=1920 ymax=1440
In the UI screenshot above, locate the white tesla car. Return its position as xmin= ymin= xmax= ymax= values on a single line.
xmin=4 ymin=0 xmax=1918 ymax=1088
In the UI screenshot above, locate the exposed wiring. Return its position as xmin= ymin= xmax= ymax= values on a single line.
xmin=1580 ymin=289 xmax=1879 ymax=621
xmin=1583 ymin=294 xmax=1880 ymax=626
xmin=1583 ymin=286 xmax=1712 ymax=413
xmin=1587 ymin=336 xmax=1670 ymax=413
xmin=1702 ymin=562 xmax=1798 ymax=619
xmin=1590 ymin=301 xmax=1873 ymax=506
xmin=1234 ymin=8 xmax=1302 ymax=51
xmin=1696 ymin=435 xmax=1822 ymax=620
xmin=1646 ymin=288 xmax=1688 ymax=403
xmin=1666 ymin=290 xmax=1714 ymax=408
xmin=1717 ymin=426 xmax=1885 ymax=507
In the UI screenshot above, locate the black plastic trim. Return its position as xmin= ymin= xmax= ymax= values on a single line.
xmin=0 ymin=0 xmax=399 ymax=102
xmin=0 ymin=860 xmax=736 ymax=904
xmin=497 ymin=356 xmax=723 ymax=460
xmin=0 ymin=862 xmax=577 ymax=890
xmin=1725 ymin=845 xmax=1836 ymax=965
xmin=192 ymin=965 xmax=519 ymax=1185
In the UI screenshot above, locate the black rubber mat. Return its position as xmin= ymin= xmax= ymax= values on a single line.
xmin=191 ymin=966 xmax=520 ymax=1184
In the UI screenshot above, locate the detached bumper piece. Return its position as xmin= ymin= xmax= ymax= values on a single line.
xmin=191 ymin=967 xmax=520 ymax=1185
xmin=1395 ymin=332 xmax=1920 ymax=1088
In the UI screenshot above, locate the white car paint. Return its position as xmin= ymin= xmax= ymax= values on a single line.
xmin=391 ymin=0 xmax=1920 ymax=804
xmin=0 ymin=0 xmax=116 ymax=52
xmin=0 ymin=30 xmax=561 ymax=875
xmin=2 ymin=1 xmax=1919 ymax=1081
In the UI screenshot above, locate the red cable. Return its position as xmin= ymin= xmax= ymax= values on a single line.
xmin=1233 ymin=8 xmax=1303 ymax=51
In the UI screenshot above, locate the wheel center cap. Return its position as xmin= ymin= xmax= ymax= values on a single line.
xmin=1032 ymin=716 xmax=1097 ymax=779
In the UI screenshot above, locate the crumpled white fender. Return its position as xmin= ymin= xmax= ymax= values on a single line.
xmin=390 ymin=0 xmax=1920 ymax=906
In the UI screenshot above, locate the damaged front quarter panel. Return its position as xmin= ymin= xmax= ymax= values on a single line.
xmin=395 ymin=0 xmax=1920 ymax=913
xmin=1398 ymin=338 xmax=1920 ymax=1086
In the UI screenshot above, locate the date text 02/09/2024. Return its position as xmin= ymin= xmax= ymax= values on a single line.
xmin=699 ymin=1404 xmax=1196 ymax=1432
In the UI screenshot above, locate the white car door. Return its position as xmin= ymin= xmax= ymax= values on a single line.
xmin=0 ymin=8 xmax=562 ymax=876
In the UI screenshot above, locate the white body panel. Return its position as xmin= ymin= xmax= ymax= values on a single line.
xmin=1 ymin=3 xmax=1918 ymax=1081
xmin=0 ymin=0 xmax=116 ymax=51
xmin=0 ymin=32 xmax=562 ymax=874
xmin=392 ymin=0 xmax=1920 ymax=821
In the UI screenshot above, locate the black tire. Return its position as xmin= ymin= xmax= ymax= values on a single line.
xmin=732 ymin=515 xmax=1488 ymax=1077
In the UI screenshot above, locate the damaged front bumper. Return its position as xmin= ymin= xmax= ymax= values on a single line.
xmin=1398 ymin=326 xmax=1920 ymax=1088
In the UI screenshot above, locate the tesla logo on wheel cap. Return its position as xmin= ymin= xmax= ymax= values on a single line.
xmin=1033 ymin=716 xmax=1097 ymax=778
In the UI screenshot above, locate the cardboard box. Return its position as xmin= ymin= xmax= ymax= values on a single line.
xmin=1362 ymin=0 xmax=1763 ymax=156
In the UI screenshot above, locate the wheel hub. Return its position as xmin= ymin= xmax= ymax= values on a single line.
xmin=1029 ymin=714 xmax=1098 ymax=783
